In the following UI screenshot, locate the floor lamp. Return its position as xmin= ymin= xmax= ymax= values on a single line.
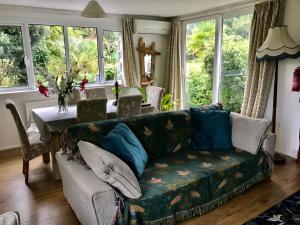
xmin=256 ymin=26 xmax=300 ymax=164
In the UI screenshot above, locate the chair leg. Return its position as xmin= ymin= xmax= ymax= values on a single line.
xmin=22 ymin=159 xmax=26 ymax=174
xmin=23 ymin=161 xmax=29 ymax=185
xmin=42 ymin=152 xmax=50 ymax=164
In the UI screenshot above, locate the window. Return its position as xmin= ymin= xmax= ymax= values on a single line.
xmin=220 ymin=14 xmax=252 ymax=113
xmin=68 ymin=27 xmax=99 ymax=84
xmin=185 ymin=20 xmax=215 ymax=107
xmin=103 ymin=31 xmax=123 ymax=82
xmin=0 ymin=23 xmax=123 ymax=91
xmin=183 ymin=11 xmax=253 ymax=112
xmin=0 ymin=25 xmax=27 ymax=88
xmin=29 ymin=25 xmax=66 ymax=84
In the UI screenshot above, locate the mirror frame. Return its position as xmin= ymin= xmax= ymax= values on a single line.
xmin=137 ymin=37 xmax=161 ymax=87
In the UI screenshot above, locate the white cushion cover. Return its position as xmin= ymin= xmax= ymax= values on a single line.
xmin=231 ymin=112 xmax=271 ymax=155
xmin=78 ymin=141 xmax=142 ymax=199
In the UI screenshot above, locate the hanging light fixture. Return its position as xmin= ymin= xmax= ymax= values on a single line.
xmin=81 ymin=0 xmax=107 ymax=18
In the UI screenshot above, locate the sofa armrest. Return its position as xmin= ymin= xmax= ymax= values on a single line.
xmin=56 ymin=152 xmax=116 ymax=225
xmin=261 ymin=132 xmax=276 ymax=157
xmin=0 ymin=211 xmax=20 ymax=225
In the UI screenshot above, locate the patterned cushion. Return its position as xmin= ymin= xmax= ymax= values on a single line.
xmin=196 ymin=149 xmax=266 ymax=200
xmin=121 ymin=149 xmax=270 ymax=224
xmin=78 ymin=141 xmax=142 ymax=199
xmin=121 ymin=149 xmax=211 ymax=224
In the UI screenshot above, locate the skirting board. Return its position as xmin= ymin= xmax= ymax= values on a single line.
xmin=0 ymin=144 xmax=21 ymax=151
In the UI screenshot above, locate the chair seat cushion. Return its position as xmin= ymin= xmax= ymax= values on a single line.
xmin=122 ymin=149 xmax=268 ymax=224
xmin=26 ymin=132 xmax=49 ymax=160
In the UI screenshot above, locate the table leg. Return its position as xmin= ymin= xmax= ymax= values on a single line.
xmin=50 ymin=131 xmax=61 ymax=180
xmin=297 ymin=129 xmax=300 ymax=164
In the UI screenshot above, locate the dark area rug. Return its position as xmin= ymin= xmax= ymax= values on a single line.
xmin=244 ymin=190 xmax=300 ymax=225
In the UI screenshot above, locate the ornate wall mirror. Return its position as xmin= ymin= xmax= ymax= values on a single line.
xmin=137 ymin=37 xmax=161 ymax=87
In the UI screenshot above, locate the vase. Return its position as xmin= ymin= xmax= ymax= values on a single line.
xmin=58 ymin=94 xmax=68 ymax=113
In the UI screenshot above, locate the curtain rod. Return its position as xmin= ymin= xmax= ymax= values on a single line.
xmin=175 ymin=0 xmax=278 ymax=21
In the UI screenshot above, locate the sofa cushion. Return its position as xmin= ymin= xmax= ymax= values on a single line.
xmin=196 ymin=149 xmax=267 ymax=200
xmin=231 ymin=112 xmax=271 ymax=154
xmin=191 ymin=109 xmax=232 ymax=151
xmin=121 ymin=149 xmax=211 ymax=224
xmin=121 ymin=148 xmax=268 ymax=224
xmin=78 ymin=141 xmax=142 ymax=199
xmin=101 ymin=123 xmax=148 ymax=178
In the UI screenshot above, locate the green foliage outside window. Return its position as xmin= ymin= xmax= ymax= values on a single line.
xmin=0 ymin=26 xmax=27 ymax=87
xmin=1 ymin=25 xmax=122 ymax=89
xmin=185 ymin=14 xmax=252 ymax=113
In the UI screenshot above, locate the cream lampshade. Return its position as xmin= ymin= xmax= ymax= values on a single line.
xmin=256 ymin=26 xmax=300 ymax=61
xmin=256 ymin=26 xmax=300 ymax=165
xmin=81 ymin=0 xmax=107 ymax=18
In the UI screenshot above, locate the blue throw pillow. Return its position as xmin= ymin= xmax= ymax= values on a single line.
xmin=100 ymin=123 xmax=148 ymax=178
xmin=190 ymin=108 xmax=232 ymax=151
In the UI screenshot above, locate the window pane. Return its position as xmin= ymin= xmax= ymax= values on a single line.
xmin=29 ymin=25 xmax=66 ymax=84
xmin=220 ymin=14 xmax=252 ymax=113
xmin=68 ymin=27 xmax=99 ymax=84
xmin=185 ymin=20 xmax=215 ymax=107
xmin=103 ymin=31 xmax=123 ymax=81
xmin=0 ymin=26 xmax=28 ymax=88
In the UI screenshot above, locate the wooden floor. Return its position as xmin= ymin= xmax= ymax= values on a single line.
xmin=0 ymin=149 xmax=300 ymax=225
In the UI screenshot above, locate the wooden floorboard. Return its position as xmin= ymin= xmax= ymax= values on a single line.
xmin=0 ymin=148 xmax=300 ymax=225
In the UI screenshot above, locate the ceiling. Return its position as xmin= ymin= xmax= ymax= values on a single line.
xmin=0 ymin=0 xmax=247 ymax=17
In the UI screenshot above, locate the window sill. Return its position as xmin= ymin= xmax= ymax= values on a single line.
xmin=0 ymin=82 xmax=119 ymax=95
xmin=0 ymin=87 xmax=38 ymax=95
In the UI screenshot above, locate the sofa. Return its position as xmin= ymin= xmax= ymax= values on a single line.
xmin=56 ymin=106 xmax=275 ymax=225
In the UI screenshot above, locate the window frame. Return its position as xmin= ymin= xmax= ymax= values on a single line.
xmin=181 ymin=7 xmax=253 ymax=108
xmin=0 ymin=21 xmax=123 ymax=93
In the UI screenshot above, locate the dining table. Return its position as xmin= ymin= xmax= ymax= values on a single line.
xmin=32 ymin=99 xmax=154 ymax=180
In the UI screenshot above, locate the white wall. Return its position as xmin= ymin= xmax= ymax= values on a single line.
xmin=133 ymin=33 xmax=169 ymax=88
xmin=0 ymin=5 xmax=170 ymax=151
xmin=264 ymin=0 xmax=300 ymax=158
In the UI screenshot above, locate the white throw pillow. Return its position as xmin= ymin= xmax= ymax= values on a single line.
xmin=231 ymin=112 xmax=271 ymax=155
xmin=78 ymin=141 xmax=142 ymax=199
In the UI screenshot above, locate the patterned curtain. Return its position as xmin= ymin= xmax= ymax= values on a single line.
xmin=122 ymin=17 xmax=139 ymax=87
xmin=241 ymin=0 xmax=282 ymax=118
xmin=165 ymin=21 xmax=183 ymax=110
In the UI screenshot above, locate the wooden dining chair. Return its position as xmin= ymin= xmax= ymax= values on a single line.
xmin=5 ymin=99 xmax=50 ymax=185
xmin=86 ymin=87 xmax=106 ymax=100
xmin=68 ymin=89 xmax=81 ymax=105
xmin=77 ymin=98 xmax=107 ymax=123
xmin=117 ymin=95 xmax=143 ymax=118
xmin=146 ymin=86 xmax=165 ymax=112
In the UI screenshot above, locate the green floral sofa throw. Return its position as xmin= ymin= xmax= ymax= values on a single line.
xmin=67 ymin=104 xmax=272 ymax=225
xmin=120 ymin=149 xmax=271 ymax=225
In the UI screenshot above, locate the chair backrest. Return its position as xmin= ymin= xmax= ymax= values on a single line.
xmin=146 ymin=86 xmax=165 ymax=111
xmin=117 ymin=95 xmax=142 ymax=118
xmin=86 ymin=87 xmax=106 ymax=100
xmin=77 ymin=98 xmax=107 ymax=123
xmin=69 ymin=89 xmax=81 ymax=105
xmin=5 ymin=99 xmax=30 ymax=157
